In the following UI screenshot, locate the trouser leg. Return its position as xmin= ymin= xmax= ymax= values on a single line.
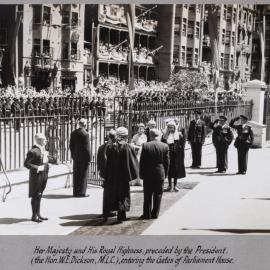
xmin=237 ymin=148 xmax=242 ymax=173
xmin=191 ymin=143 xmax=196 ymax=166
xmin=197 ymin=143 xmax=202 ymax=167
xmin=152 ymin=182 xmax=164 ymax=218
xmin=31 ymin=197 xmax=38 ymax=218
xmin=242 ymin=148 xmax=249 ymax=172
xmin=143 ymin=183 xmax=152 ymax=219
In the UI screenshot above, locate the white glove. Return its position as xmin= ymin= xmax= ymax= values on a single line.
xmin=37 ymin=165 xmax=45 ymax=173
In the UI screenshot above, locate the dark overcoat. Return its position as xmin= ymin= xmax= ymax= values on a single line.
xmin=187 ymin=119 xmax=206 ymax=144
xmin=24 ymin=146 xmax=56 ymax=198
xmin=105 ymin=142 xmax=139 ymax=212
xmin=139 ymin=140 xmax=169 ymax=182
xmin=69 ymin=128 xmax=91 ymax=196
xmin=161 ymin=128 xmax=186 ymax=179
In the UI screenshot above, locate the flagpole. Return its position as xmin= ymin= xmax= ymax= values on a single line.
xmin=15 ymin=5 xmax=19 ymax=91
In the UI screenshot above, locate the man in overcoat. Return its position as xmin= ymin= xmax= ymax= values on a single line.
xmin=229 ymin=115 xmax=254 ymax=175
xmin=24 ymin=133 xmax=57 ymax=223
xmin=97 ymin=129 xmax=117 ymax=222
xmin=69 ymin=118 xmax=91 ymax=197
xmin=140 ymin=129 xmax=169 ymax=219
xmin=105 ymin=127 xmax=139 ymax=223
xmin=210 ymin=116 xmax=234 ymax=173
xmin=187 ymin=110 xmax=206 ymax=168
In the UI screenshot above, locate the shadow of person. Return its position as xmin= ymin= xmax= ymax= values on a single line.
xmin=0 ymin=218 xmax=30 ymax=224
xmin=203 ymin=173 xmax=237 ymax=177
xmin=43 ymin=194 xmax=74 ymax=199
xmin=60 ymin=217 xmax=105 ymax=227
xmin=60 ymin=214 xmax=101 ymax=220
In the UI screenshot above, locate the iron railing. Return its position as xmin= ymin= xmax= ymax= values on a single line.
xmin=0 ymin=114 xmax=109 ymax=186
xmin=114 ymin=97 xmax=253 ymax=137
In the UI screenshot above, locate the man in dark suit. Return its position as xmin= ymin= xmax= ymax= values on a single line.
xmin=210 ymin=116 xmax=234 ymax=173
xmin=24 ymin=133 xmax=57 ymax=223
xmin=139 ymin=128 xmax=169 ymax=219
xmin=229 ymin=115 xmax=254 ymax=175
xmin=188 ymin=110 xmax=206 ymax=168
xmin=69 ymin=118 xmax=91 ymax=197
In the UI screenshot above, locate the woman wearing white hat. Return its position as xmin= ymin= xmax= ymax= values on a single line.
xmin=130 ymin=123 xmax=147 ymax=186
xmin=161 ymin=120 xmax=186 ymax=192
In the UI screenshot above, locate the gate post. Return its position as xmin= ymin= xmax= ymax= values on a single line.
xmin=244 ymin=80 xmax=267 ymax=147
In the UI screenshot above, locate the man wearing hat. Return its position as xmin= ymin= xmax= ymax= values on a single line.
xmin=229 ymin=115 xmax=254 ymax=175
xmin=210 ymin=116 xmax=234 ymax=173
xmin=145 ymin=120 xmax=157 ymax=142
xmin=24 ymin=133 xmax=57 ymax=222
xmin=187 ymin=110 xmax=206 ymax=168
xmin=104 ymin=127 xmax=139 ymax=223
xmin=69 ymin=118 xmax=91 ymax=197
xmin=139 ymin=128 xmax=169 ymax=219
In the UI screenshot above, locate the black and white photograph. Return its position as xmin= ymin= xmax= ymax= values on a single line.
xmin=0 ymin=2 xmax=270 ymax=241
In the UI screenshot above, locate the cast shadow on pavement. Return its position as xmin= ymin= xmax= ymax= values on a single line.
xmin=60 ymin=214 xmax=101 ymax=220
xmin=187 ymin=171 xmax=236 ymax=177
xmin=60 ymin=215 xmax=142 ymax=227
xmin=182 ymin=228 xmax=270 ymax=234
xmin=43 ymin=194 xmax=74 ymax=199
xmin=241 ymin=198 xmax=270 ymax=200
xmin=0 ymin=218 xmax=30 ymax=224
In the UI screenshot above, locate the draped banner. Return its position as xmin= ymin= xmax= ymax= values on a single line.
xmin=124 ymin=4 xmax=136 ymax=91
xmin=10 ymin=11 xmax=22 ymax=84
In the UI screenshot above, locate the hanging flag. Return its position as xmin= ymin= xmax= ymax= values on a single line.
xmin=10 ymin=11 xmax=22 ymax=84
xmin=207 ymin=5 xmax=220 ymax=91
xmin=124 ymin=4 xmax=136 ymax=91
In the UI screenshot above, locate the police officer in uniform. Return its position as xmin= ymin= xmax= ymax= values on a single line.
xmin=187 ymin=111 xmax=206 ymax=168
xmin=229 ymin=115 xmax=254 ymax=175
xmin=210 ymin=116 xmax=234 ymax=173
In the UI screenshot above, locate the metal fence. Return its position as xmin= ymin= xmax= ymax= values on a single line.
xmin=114 ymin=97 xmax=253 ymax=137
xmin=0 ymin=113 xmax=114 ymax=186
xmin=0 ymin=96 xmax=253 ymax=187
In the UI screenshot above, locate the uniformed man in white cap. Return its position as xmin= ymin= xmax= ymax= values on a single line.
xmin=104 ymin=126 xmax=139 ymax=223
xmin=24 ymin=133 xmax=57 ymax=223
xmin=69 ymin=118 xmax=91 ymax=197
xmin=229 ymin=115 xmax=254 ymax=174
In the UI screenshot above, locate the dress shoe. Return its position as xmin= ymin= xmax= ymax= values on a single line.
xmin=74 ymin=194 xmax=90 ymax=198
xmin=241 ymin=172 xmax=246 ymax=175
xmin=173 ymin=186 xmax=179 ymax=192
xmin=236 ymin=172 xmax=242 ymax=175
xmin=139 ymin=215 xmax=150 ymax=220
xmin=164 ymin=186 xmax=173 ymax=192
xmin=38 ymin=216 xmax=48 ymax=221
xmin=31 ymin=216 xmax=42 ymax=223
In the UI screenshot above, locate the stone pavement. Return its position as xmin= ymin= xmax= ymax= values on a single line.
xmin=143 ymin=145 xmax=270 ymax=235
xmin=0 ymin=141 xmax=269 ymax=235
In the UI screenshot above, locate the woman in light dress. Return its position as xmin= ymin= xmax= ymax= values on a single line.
xmin=130 ymin=123 xmax=147 ymax=186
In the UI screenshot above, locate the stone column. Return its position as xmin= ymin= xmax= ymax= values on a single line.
xmin=244 ymin=79 xmax=267 ymax=147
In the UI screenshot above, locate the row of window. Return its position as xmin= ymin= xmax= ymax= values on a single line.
xmin=175 ymin=19 xmax=200 ymax=39
xmin=32 ymin=39 xmax=79 ymax=60
xmin=33 ymin=5 xmax=79 ymax=26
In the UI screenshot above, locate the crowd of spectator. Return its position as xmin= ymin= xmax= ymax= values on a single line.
xmin=0 ymin=71 xmax=246 ymax=118
xmin=99 ymin=42 xmax=155 ymax=64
